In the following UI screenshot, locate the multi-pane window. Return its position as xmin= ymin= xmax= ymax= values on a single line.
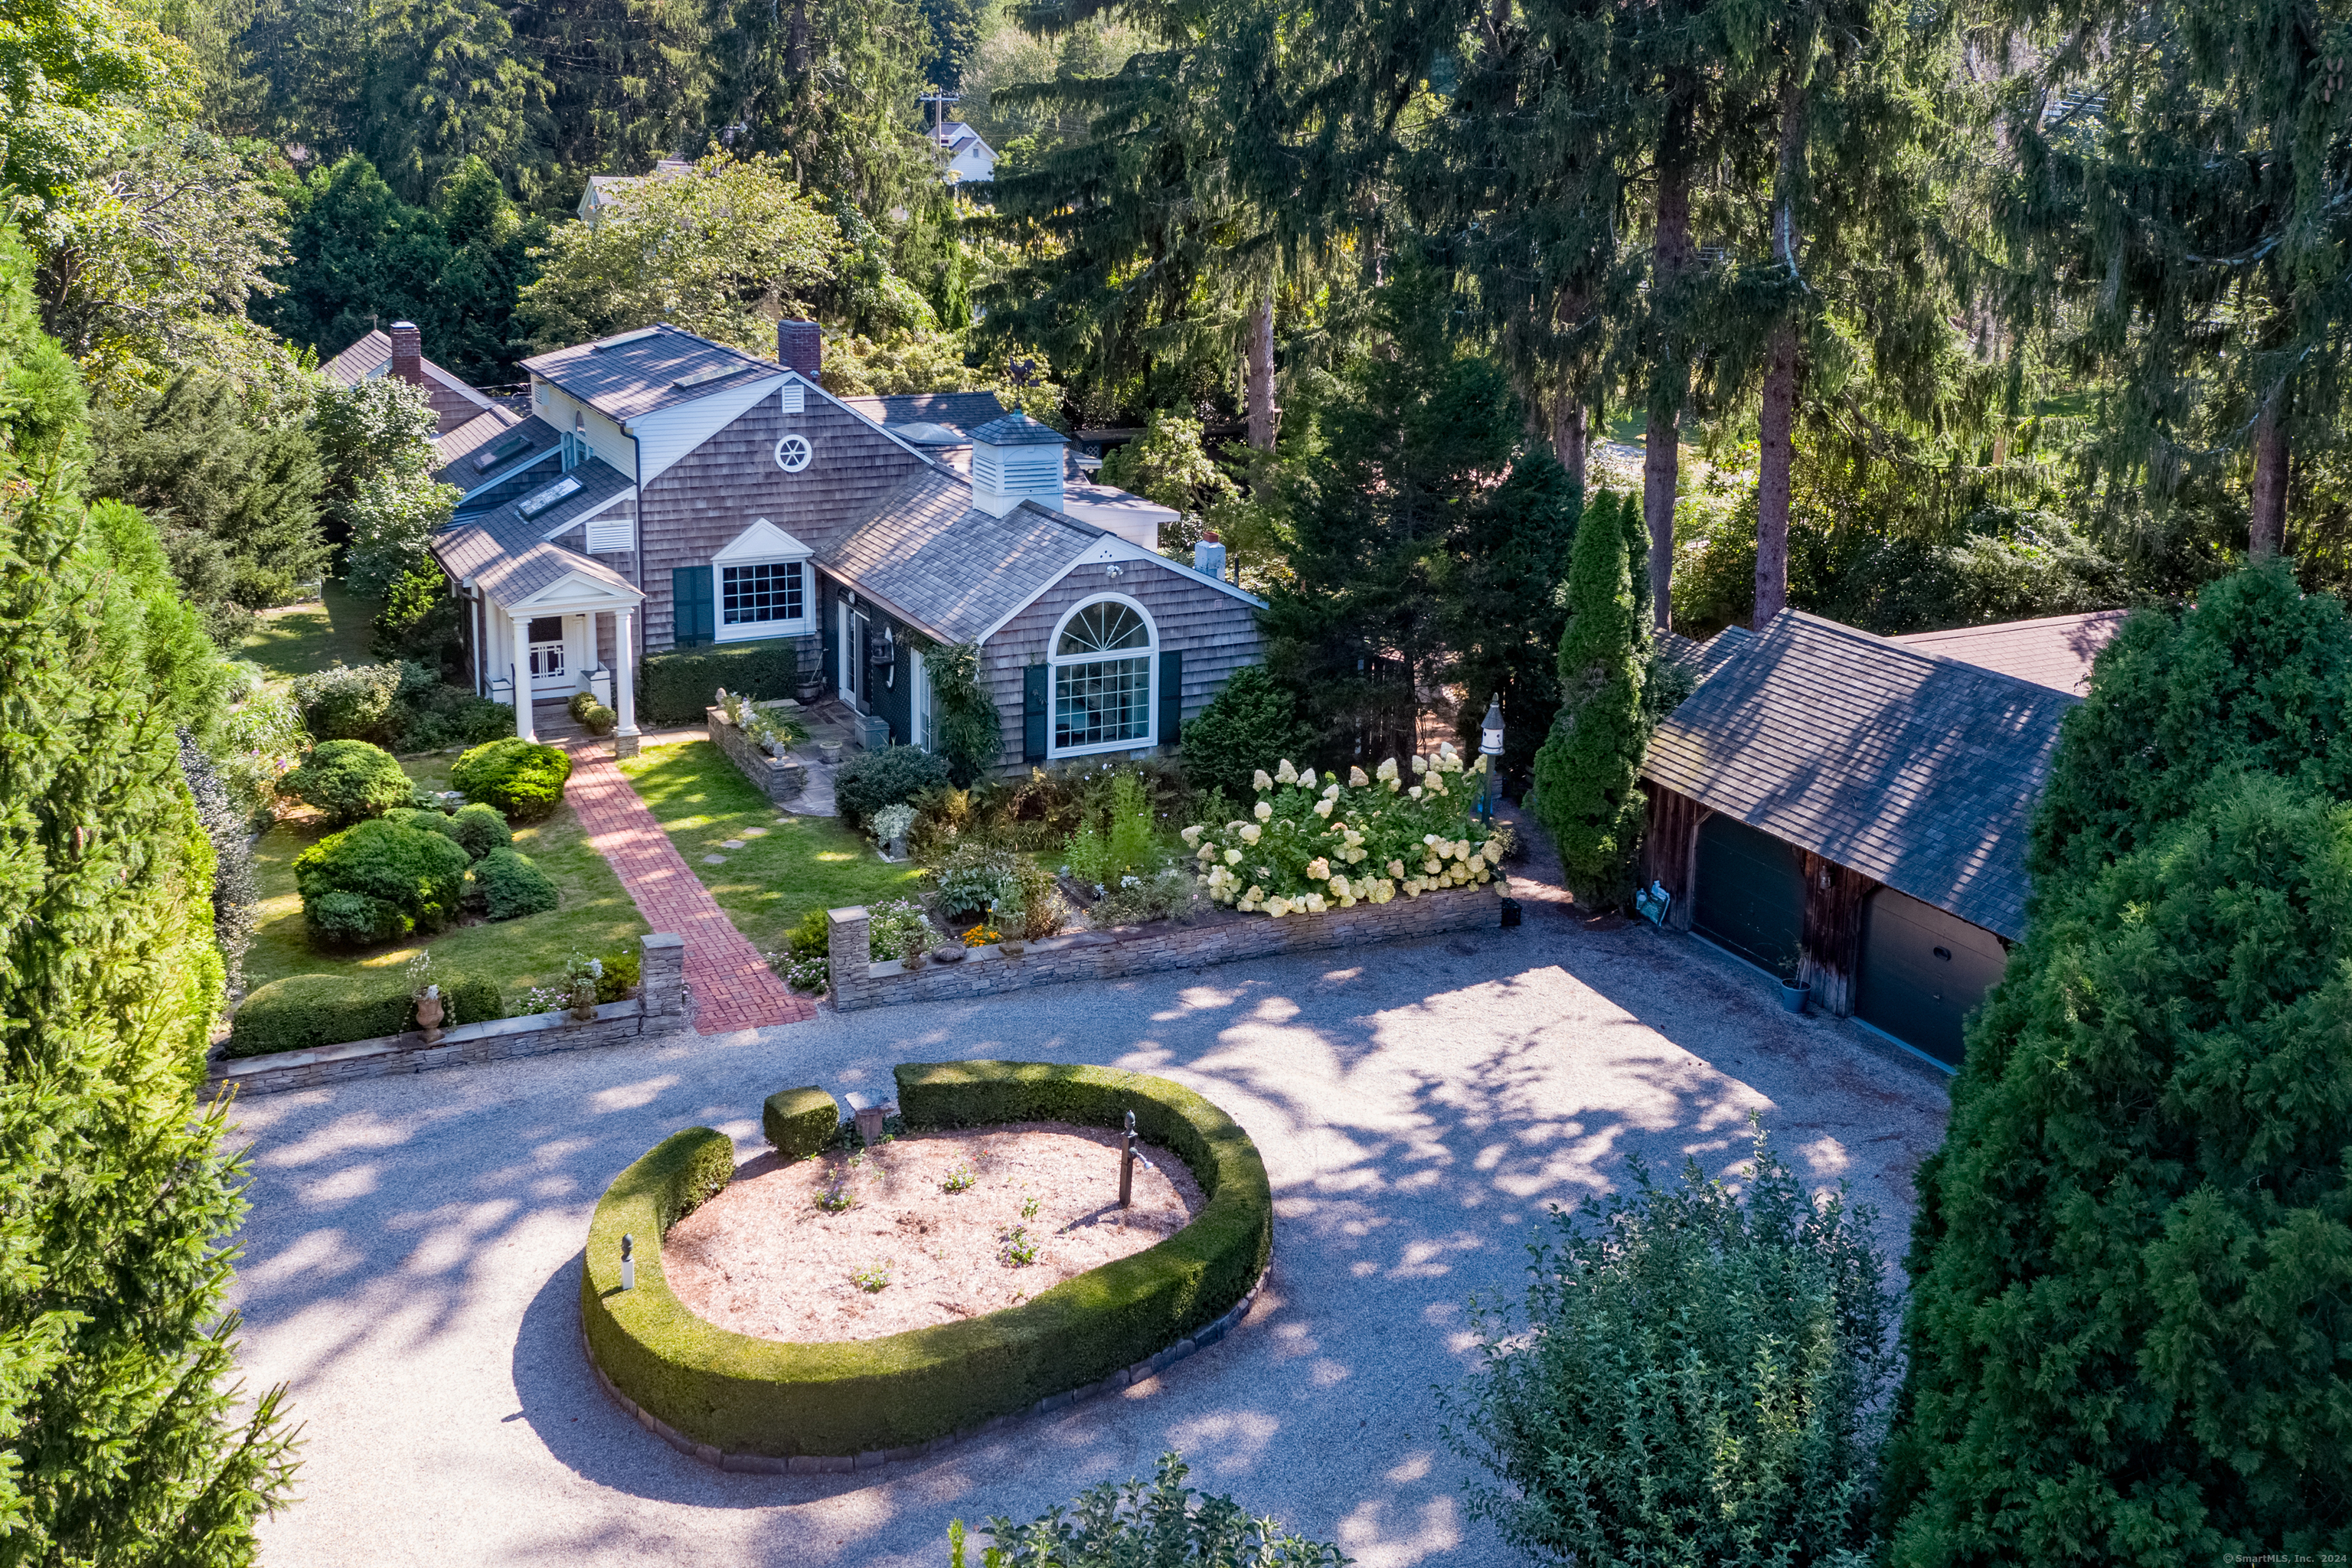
xmin=1053 ymin=599 xmax=1152 ymax=750
xmin=721 ymin=561 xmax=805 ymax=627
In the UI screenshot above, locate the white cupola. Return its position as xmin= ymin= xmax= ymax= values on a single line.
xmin=968 ymin=410 xmax=1068 ymax=517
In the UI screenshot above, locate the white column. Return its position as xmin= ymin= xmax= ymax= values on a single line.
xmin=614 ymin=608 xmax=639 ymax=737
xmin=511 ymin=612 xmax=535 ymax=742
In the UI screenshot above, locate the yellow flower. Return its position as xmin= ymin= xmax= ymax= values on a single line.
xmin=1266 ymin=897 xmax=1290 ymax=917
xmin=1328 ymin=874 xmax=1350 ymax=897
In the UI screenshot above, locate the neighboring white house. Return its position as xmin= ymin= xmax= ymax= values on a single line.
xmin=935 ymin=122 xmax=996 ymax=184
xmin=576 ymin=159 xmax=693 ymax=226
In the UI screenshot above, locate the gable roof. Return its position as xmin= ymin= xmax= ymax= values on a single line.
xmin=1658 ymin=625 xmax=1753 ymax=686
xmin=323 ymin=329 xmax=501 ymax=433
xmin=523 ymin=325 xmax=779 ymax=423
xmin=838 ymin=390 xmax=1006 ymax=439
xmin=1889 ymin=609 xmax=2128 ymax=697
xmin=432 ymin=405 xmax=531 ymax=477
xmin=820 ymin=468 xmax=1102 ymax=644
xmin=430 ymin=457 xmax=639 ymax=606
xmin=970 ymin=410 xmax=1068 ymax=447
xmin=1645 ymin=610 xmax=2077 ymax=941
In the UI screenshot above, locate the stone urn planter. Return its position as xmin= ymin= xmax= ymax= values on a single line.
xmin=816 ymin=740 xmax=843 ymax=766
xmin=998 ymin=939 xmax=1025 ymax=960
xmin=413 ymin=986 xmax=445 ymax=1044
xmin=570 ymin=981 xmax=599 ymax=1022
xmin=930 ymin=943 xmax=967 ymax=965
xmin=901 ymin=949 xmax=927 ymax=971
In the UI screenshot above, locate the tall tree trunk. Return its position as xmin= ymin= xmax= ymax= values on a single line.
xmin=1642 ymin=88 xmax=1695 ymax=631
xmin=1551 ymin=396 xmax=1587 ymax=495
xmin=1755 ymin=322 xmax=1797 ymax=627
xmin=786 ymin=0 xmax=808 ymax=75
xmin=2250 ymin=390 xmax=2289 ymax=558
xmin=1246 ymin=296 xmax=1276 ymax=450
xmin=1754 ymin=69 xmax=1807 ymax=629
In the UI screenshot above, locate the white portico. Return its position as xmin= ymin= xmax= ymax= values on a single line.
xmin=431 ymin=451 xmax=647 ymax=752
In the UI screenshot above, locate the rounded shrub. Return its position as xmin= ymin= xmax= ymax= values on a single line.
xmin=227 ymin=968 xmax=501 ymax=1057
xmin=834 ymin=743 xmax=952 ymax=829
xmin=762 ymin=1086 xmax=839 ymax=1159
xmin=1179 ymin=665 xmax=1312 ymax=802
xmin=443 ymin=800 xmax=513 ymax=859
xmin=451 ymin=737 xmax=573 ymax=822
xmin=289 ymin=661 xmax=404 ymax=743
xmin=471 ymin=847 xmax=559 ymax=920
xmin=279 ymin=739 xmax=413 ymax=825
xmin=293 ymin=817 xmax=471 ymax=946
xmin=582 ymin=1061 xmax=1272 ymax=1460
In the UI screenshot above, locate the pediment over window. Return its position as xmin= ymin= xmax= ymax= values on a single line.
xmin=714 ymin=516 xmax=813 ymax=563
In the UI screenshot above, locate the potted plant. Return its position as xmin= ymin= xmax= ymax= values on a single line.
xmin=564 ymin=952 xmax=605 ymax=1021
xmin=408 ymin=952 xmax=444 ymax=1043
xmin=796 ymin=652 xmax=823 ymax=705
xmin=1777 ymin=956 xmax=1810 ymax=1014
xmin=871 ymin=803 xmax=915 ymax=861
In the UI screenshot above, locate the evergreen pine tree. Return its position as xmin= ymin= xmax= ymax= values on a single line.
xmin=0 ymin=227 xmax=296 ymax=1563
xmin=1530 ymin=488 xmax=1648 ymax=907
xmin=1443 ymin=449 xmax=1583 ymax=776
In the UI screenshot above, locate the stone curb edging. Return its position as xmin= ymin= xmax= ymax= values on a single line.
xmin=581 ymin=1268 xmax=1271 ymax=1476
xmin=705 ymin=707 xmax=808 ymax=804
xmin=828 ymin=881 xmax=1508 ymax=1012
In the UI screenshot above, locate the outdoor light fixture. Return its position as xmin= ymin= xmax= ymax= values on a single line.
xmin=621 ymin=1233 xmax=635 ymax=1291
xmin=1479 ymin=698 xmax=1504 ymax=818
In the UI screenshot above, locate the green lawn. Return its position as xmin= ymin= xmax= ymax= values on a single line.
xmin=239 ymin=579 xmax=382 ymax=681
xmin=245 ymin=755 xmax=648 ymax=1001
xmin=616 ymin=739 xmax=925 ymax=952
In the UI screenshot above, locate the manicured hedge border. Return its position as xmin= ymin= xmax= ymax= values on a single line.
xmin=580 ymin=1060 xmax=1272 ymax=1459
xmin=763 ymin=1086 xmax=838 ymax=1158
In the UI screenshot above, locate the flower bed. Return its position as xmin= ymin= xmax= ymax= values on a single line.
xmin=705 ymin=703 xmax=807 ymax=804
xmin=1184 ymin=746 xmax=1508 ymax=916
xmin=580 ymin=1062 xmax=1272 ymax=1464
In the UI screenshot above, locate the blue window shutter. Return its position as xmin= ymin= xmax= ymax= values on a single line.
xmin=1158 ymin=648 xmax=1182 ymax=746
xmin=671 ymin=567 xmax=713 ymax=647
xmin=1023 ymin=663 xmax=1048 ymax=761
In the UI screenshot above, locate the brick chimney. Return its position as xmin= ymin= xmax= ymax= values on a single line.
xmin=387 ymin=321 xmax=424 ymax=389
xmin=777 ymin=319 xmax=822 ymax=381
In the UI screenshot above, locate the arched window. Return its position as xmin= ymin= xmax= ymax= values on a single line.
xmin=1050 ymin=596 xmax=1155 ymax=753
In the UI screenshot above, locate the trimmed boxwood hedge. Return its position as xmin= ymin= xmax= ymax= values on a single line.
xmin=226 ymin=969 xmax=503 ymax=1057
xmin=581 ymin=1061 xmax=1272 ymax=1459
xmin=763 ymin=1086 xmax=839 ymax=1158
xmin=642 ymin=639 xmax=812 ymax=727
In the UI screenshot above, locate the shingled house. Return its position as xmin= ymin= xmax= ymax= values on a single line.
xmin=1640 ymin=610 xmax=2082 ymax=1066
xmin=324 ymin=321 xmax=508 ymax=436
xmin=423 ymin=320 xmax=1263 ymax=763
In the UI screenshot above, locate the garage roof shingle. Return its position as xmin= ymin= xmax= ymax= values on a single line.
xmin=1644 ymin=610 xmax=2076 ymax=940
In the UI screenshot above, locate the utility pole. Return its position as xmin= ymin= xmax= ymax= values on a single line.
xmin=918 ymin=90 xmax=962 ymax=142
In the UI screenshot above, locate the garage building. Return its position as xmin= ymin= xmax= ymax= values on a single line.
xmin=1640 ymin=611 xmax=2081 ymax=1067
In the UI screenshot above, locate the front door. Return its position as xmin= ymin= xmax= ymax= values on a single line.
xmin=527 ymin=615 xmax=570 ymax=695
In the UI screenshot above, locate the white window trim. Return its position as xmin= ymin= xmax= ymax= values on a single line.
xmin=714 ymin=554 xmax=813 ymax=642
xmin=1047 ymin=593 xmax=1158 ymax=758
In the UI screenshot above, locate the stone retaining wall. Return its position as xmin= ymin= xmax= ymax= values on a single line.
xmin=209 ymin=933 xmax=688 ymax=1097
xmin=706 ymin=707 xmax=806 ymax=803
xmin=827 ymin=883 xmax=1504 ymax=1011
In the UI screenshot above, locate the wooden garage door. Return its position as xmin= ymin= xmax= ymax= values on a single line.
xmin=1692 ymin=815 xmax=1805 ymax=978
xmin=1857 ymin=887 xmax=2009 ymax=1066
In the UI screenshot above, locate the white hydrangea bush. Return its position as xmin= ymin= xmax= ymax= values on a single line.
xmin=1181 ymin=745 xmax=1512 ymax=917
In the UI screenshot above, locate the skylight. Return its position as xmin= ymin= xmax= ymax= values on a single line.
xmin=472 ymin=431 xmax=531 ymax=471
xmin=518 ymin=475 xmax=583 ymax=518
xmin=672 ymin=363 xmax=743 ymax=390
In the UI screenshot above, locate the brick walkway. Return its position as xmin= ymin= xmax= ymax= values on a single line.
xmin=561 ymin=744 xmax=815 ymax=1034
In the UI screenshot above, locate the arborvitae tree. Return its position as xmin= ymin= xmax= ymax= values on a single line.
xmin=1530 ymin=488 xmax=1648 ymax=906
xmin=178 ymin=728 xmax=258 ymax=1003
xmin=2026 ymin=560 xmax=2352 ymax=893
xmin=87 ymin=371 xmax=328 ymax=619
xmin=1881 ymin=770 xmax=2352 ymax=1564
xmin=1443 ymin=449 xmax=1583 ymax=776
xmin=0 ymin=226 xmax=295 ymax=1562
xmin=1883 ymin=564 xmax=2352 ymax=1563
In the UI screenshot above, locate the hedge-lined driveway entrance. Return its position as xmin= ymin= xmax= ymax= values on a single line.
xmin=230 ymin=880 xmax=1947 ymax=1568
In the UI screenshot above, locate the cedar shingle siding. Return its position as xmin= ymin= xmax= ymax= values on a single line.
xmin=983 ymin=558 xmax=1262 ymax=768
xmin=638 ymin=390 xmax=929 ymax=652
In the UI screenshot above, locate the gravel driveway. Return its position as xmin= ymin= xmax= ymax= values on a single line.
xmin=231 ymin=890 xmax=1949 ymax=1567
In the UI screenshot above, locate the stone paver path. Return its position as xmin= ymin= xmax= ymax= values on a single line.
xmin=563 ymin=743 xmax=815 ymax=1034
